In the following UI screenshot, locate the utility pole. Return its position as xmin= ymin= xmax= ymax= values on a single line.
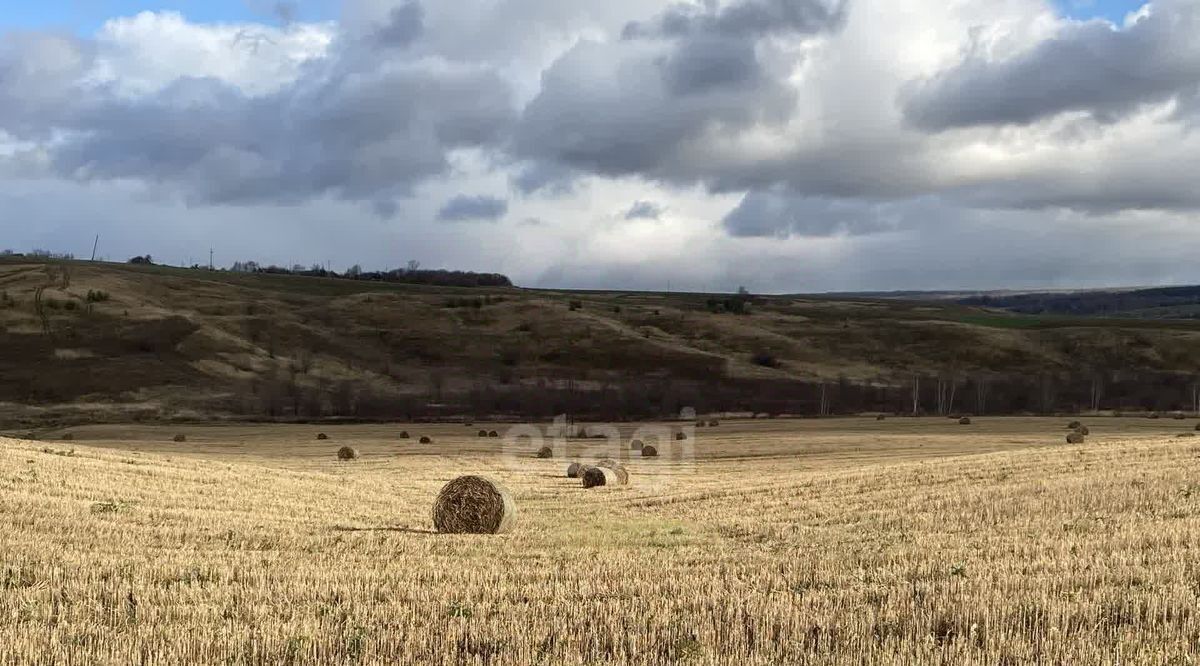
xmin=209 ymin=248 xmax=214 ymax=270
xmin=90 ymin=235 xmax=99 ymax=261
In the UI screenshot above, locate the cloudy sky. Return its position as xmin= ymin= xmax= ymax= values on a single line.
xmin=2 ymin=0 xmax=1194 ymax=293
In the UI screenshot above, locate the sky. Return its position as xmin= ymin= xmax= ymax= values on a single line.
xmin=2 ymin=0 xmax=1197 ymax=294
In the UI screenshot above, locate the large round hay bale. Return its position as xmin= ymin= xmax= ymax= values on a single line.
xmin=1074 ymin=425 xmax=1090 ymax=436
xmin=958 ymin=417 xmax=972 ymax=425
xmin=419 ymin=436 xmax=432 ymax=444
xmin=675 ymin=432 xmax=687 ymax=440
xmin=337 ymin=446 xmax=359 ymax=460
xmin=581 ymin=466 xmax=618 ymax=488
xmin=1066 ymin=432 xmax=1085 ymax=444
xmin=641 ymin=445 xmax=658 ymax=457
xmin=597 ymin=462 xmax=629 ymax=485
xmin=1067 ymin=421 xmax=1081 ymax=430
xmin=536 ymin=446 xmax=553 ymax=459
xmin=630 ymin=439 xmax=644 ymax=451
xmin=566 ymin=462 xmax=584 ymax=478
xmin=399 ymin=431 xmax=410 ymax=439
xmin=478 ymin=430 xmax=489 ymax=438
xmin=316 ymin=433 xmax=329 ymax=440
xmin=431 ymin=476 xmax=516 ymax=534
xmin=488 ymin=430 xmax=499 ymax=438
xmin=173 ymin=434 xmax=186 ymax=443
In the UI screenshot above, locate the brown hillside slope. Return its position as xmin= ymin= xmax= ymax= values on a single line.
xmin=2 ymin=258 xmax=1200 ymax=424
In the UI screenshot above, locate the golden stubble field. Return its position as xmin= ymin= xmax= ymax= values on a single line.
xmin=2 ymin=417 xmax=1199 ymax=665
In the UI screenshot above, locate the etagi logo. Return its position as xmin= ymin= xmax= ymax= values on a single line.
xmin=498 ymin=410 xmax=698 ymax=487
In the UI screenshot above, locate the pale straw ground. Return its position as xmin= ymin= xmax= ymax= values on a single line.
xmin=2 ymin=417 xmax=1198 ymax=664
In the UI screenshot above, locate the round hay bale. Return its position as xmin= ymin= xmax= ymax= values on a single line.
xmin=581 ymin=466 xmax=618 ymax=488
xmin=1177 ymin=432 xmax=1196 ymax=438
xmin=419 ymin=436 xmax=432 ymax=444
xmin=695 ymin=421 xmax=705 ymax=427
xmin=431 ymin=476 xmax=516 ymax=534
xmin=316 ymin=433 xmax=329 ymax=440
xmin=61 ymin=433 xmax=74 ymax=441
xmin=958 ymin=417 xmax=972 ymax=425
xmin=1067 ymin=421 xmax=1081 ymax=430
xmin=488 ymin=430 xmax=499 ymax=438
xmin=596 ymin=458 xmax=618 ymax=469
xmin=708 ymin=419 xmax=720 ymax=427
xmin=1066 ymin=432 xmax=1085 ymax=444
xmin=1074 ymin=425 xmax=1090 ymax=436
xmin=478 ymin=430 xmax=489 ymax=437
xmin=675 ymin=432 xmax=687 ymax=440
xmin=173 ymin=434 xmax=186 ymax=443
xmin=337 ymin=446 xmax=359 ymax=460
xmin=1174 ymin=413 xmax=1187 ymax=420
xmin=630 ymin=439 xmax=644 ymax=451
xmin=566 ymin=462 xmax=584 ymax=478
xmin=597 ymin=462 xmax=629 ymax=485
xmin=399 ymin=431 xmax=410 ymax=439
xmin=876 ymin=415 xmax=886 ymax=421
xmin=536 ymin=446 xmax=553 ymax=459
xmin=1194 ymin=423 xmax=1200 ymax=431
xmin=641 ymin=445 xmax=658 ymax=457
xmin=1148 ymin=412 xmax=1160 ymax=419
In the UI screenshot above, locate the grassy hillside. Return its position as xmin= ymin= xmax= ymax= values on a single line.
xmin=3 ymin=257 xmax=1200 ymax=425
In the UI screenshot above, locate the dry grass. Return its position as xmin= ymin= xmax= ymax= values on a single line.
xmin=2 ymin=417 xmax=1199 ymax=664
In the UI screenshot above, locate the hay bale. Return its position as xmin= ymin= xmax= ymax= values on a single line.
xmin=478 ymin=430 xmax=489 ymax=437
xmin=1074 ymin=425 xmax=1090 ymax=436
xmin=431 ymin=476 xmax=516 ymax=534
xmin=566 ymin=462 xmax=584 ymax=478
xmin=61 ymin=433 xmax=74 ymax=441
xmin=708 ymin=419 xmax=720 ymax=427
xmin=630 ymin=439 xmax=644 ymax=451
xmin=536 ymin=446 xmax=553 ymax=459
xmin=596 ymin=461 xmax=629 ymax=485
xmin=876 ymin=415 xmax=886 ymax=421
xmin=1177 ymin=432 xmax=1196 ymax=438
xmin=1148 ymin=412 xmax=1160 ymax=419
xmin=23 ymin=432 xmax=38 ymax=441
xmin=581 ymin=466 xmax=618 ymax=488
xmin=419 ymin=436 xmax=432 ymax=444
xmin=641 ymin=445 xmax=658 ymax=457
xmin=1066 ymin=432 xmax=1085 ymax=444
xmin=337 ymin=446 xmax=359 ymax=460
xmin=488 ymin=430 xmax=500 ymax=438
xmin=399 ymin=431 xmax=410 ymax=439
xmin=1174 ymin=413 xmax=1187 ymax=420
xmin=675 ymin=432 xmax=687 ymax=440
xmin=696 ymin=421 xmax=705 ymax=427
xmin=1067 ymin=421 xmax=1081 ymax=429
xmin=1194 ymin=423 xmax=1200 ymax=431
xmin=316 ymin=433 xmax=329 ymax=440
xmin=173 ymin=434 xmax=186 ymax=443
xmin=958 ymin=417 xmax=972 ymax=425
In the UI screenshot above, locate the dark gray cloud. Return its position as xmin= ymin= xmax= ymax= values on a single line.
xmin=723 ymin=189 xmax=903 ymax=237
xmin=624 ymin=200 xmax=664 ymax=219
xmin=509 ymin=161 xmax=578 ymax=197
xmin=374 ymin=1 xmax=424 ymax=48
xmin=0 ymin=11 xmax=517 ymax=207
xmin=436 ymin=194 xmax=509 ymax=221
xmin=903 ymin=1 xmax=1200 ymax=130
xmin=623 ymin=0 xmax=846 ymax=40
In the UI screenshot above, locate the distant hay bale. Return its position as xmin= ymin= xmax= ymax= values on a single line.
xmin=337 ymin=446 xmax=359 ymax=460
xmin=488 ymin=430 xmax=500 ymax=438
xmin=630 ymin=439 xmax=644 ymax=451
xmin=478 ymin=430 xmax=489 ymax=437
xmin=1174 ymin=413 xmax=1187 ymax=420
xmin=696 ymin=421 xmax=705 ymax=427
xmin=641 ymin=445 xmax=658 ymax=457
xmin=316 ymin=433 xmax=329 ymax=440
xmin=581 ymin=466 xmax=618 ymax=488
xmin=1066 ymin=432 xmax=1085 ymax=444
xmin=1074 ymin=425 xmax=1090 ymax=435
xmin=431 ymin=475 xmax=516 ymax=534
xmin=958 ymin=417 xmax=972 ymax=425
xmin=61 ymin=433 xmax=74 ymax=441
xmin=1195 ymin=423 xmax=1200 ymax=431
xmin=1148 ymin=412 xmax=1161 ymax=419
xmin=876 ymin=415 xmax=886 ymax=421
xmin=536 ymin=446 xmax=553 ymax=459
xmin=708 ymin=420 xmax=719 ymax=427
xmin=23 ymin=432 xmax=38 ymax=441
xmin=675 ymin=432 xmax=687 ymax=440
xmin=566 ymin=462 xmax=584 ymax=478
xmin=173 ymin=434 xmax=186 ymax=443
xmin=1067 ymin=421 xmax=1081 ymax=429
xmin=399 ymin=431 xmax=410 ymax=439
xmin=1177 ymin=432 xmax=1196 ymax=438
xmin=419 ymin=436 xmax=432 ymax=444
